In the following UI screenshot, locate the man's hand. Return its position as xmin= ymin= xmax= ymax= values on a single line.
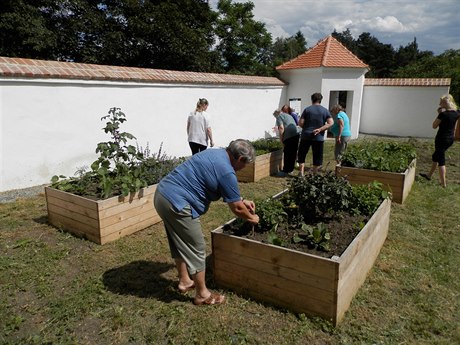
xmin=313 ymin=128 xmax=321 ymax=136
xmin=228 ymin=199 xmax=259 ymax=224
xmin=242 ymin=199 xmax=255 ymax=214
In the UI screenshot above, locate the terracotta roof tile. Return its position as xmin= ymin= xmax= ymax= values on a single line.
xmin=1 ymin=56 xmax=448 ymax=89
xmin=364 ymin=78 xmax=451 ymax=86
xmin=0 ymin=56 xmax=285 ymax=86
xmin=276 ymin=35 xmax=368 ymax=70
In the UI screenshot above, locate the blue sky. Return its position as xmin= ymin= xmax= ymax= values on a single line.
xmin=210 ymin=0 xmax=460 ymax=55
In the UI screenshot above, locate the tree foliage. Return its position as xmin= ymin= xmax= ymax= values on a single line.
xmin=333 ymin=29 xmax=434 ymax=78
xmin=394 ymin=49 xmax=460 ymax=104
xmin=0 ymin=0 xmax=58 ymax=59
xmin=331 ymin=29 xmax=356 ymax=53
xmin=271 ymin=31 xmax=307 ymax=67
xmin=332 ymin=29 xmax=459 ymax=103
xmin=1 ymin=0 xmax=218 ymax=71
xmin=355 ymin=32 xmax=395 ymax=77
xmin=214 ymin=0 xmax=273 ymax=76
xmin=1 ymin=0 xmax=459 ymax=97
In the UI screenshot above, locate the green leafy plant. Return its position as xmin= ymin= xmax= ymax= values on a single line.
xmin=341 ymin=140 xmax=417 ymax=173
xmin=255 ymin=197 xmax=287 ymax=232
xmin=50 ymin=166 xmax=98 ymax=196
xmin=293 ymin=223 xmax=331 ymax=252
xmin=267 ymin=231 xmax=288 ymax=247
xmin=89 ymin=107 xmax=146 ymax=198
xmin=250 ymin=138 xmax=283 ymax=156
xmin=287 ymin=170 xmax=354 ymax=221
xmin=140 ymin=143 xmax=185 ymax=186
xmin=235 ymin=171 xmax=390 ymax=253
xmin=350 ymin=181 xmax=391 ymax=216
xmin=51 ymin=107 xmax=181 ymax=199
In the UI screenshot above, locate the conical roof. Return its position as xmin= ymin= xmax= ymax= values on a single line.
xmin=276 ymin=35 xmax=368 ymax=70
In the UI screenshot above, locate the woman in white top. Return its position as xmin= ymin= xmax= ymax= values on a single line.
xmin=187 ymin=98 xmax=214 ymax=155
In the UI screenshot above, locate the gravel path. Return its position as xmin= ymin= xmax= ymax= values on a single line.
xmin=0 ymin=184 xmax=48 ymax=203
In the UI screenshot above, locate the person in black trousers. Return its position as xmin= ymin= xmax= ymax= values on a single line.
xmin=273 ymin=109 xmax=300 ymax=176
xmin=419 ymin=94 xmax=460 ymax=187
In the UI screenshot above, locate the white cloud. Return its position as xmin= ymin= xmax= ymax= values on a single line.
xmin=209 ymin=0 xmax=460 ymax=54
xmin=360 ymin=16 xmax=412 ymax=33
xmin=334 ymin=20 xmax=354 ymax=33
xmin=259 ymin=17 xmax=290 ymax=39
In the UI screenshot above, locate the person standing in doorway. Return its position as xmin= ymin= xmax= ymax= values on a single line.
xmin=187 ymin=98 xmax=214 ymax=155
xmin=419 ymin=94 xmax=459 ymax=187
xmin=297 ymin=92 xmax=333 ymax=175
xmin=329 ymin=104 xmax=351 ymax=165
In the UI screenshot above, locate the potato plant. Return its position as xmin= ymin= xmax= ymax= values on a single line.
xmin=248 ymin=171 xmax=389 ymax=252
xmin=341 ymin=140 xmax=417 ymax=173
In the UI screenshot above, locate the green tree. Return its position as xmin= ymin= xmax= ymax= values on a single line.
xmin=1 ymin=0 xmax=219 ymax=71
xmin=214 ymin=0 xmax=273 ymax=76
xmin=333 ymin=29 xmax=396 ymax=77
xmin=395 ymin=37 xmax=433 ymax=68
xmin=355 ymin=32 xmax=395 ymax=77
xmin=0 ymin=0 xmax=57 ymax=59
xmin=272 ymin=31 xmax=307 ymax=67
xmin=332 ymin=28 xmax=357 ymax=54
xmin=45 ymin=0 xmax=106 ymax=62
xmin=394 ymin=49 xmax=460 ymax=104
xmin=105 ymin=0 xmax=218 ymax=71
xmin=67 ymin=0 xmax=218 ymax=71
xmin=332 ymin=29 xmax=437 ymax=80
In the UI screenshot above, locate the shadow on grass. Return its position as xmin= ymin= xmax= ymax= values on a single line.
xmin=102 ymin=260 xmax=185 ymax=302
xmin=102 ymin=257 xmax=216 ymax=304
xmin=33 ymin=215 xmax=49 ymax=225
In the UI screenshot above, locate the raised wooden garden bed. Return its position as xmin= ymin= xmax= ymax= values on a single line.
xmin=335 ymin=158 xmax=416 ymax=204
xmin=211 ymin=197 xmax=391 ymax=325
xmin=236 ymin=149 xmax=283 ymax=182
xmin=45 ymin=184 xmax=160 ymax=245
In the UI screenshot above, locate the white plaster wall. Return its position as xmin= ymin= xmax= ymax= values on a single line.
xmin=279 ymin=68 xmax=367 ymax=139
xmin=322 ymin=69 xmax=367 ymax=139
xmin=278 ymin=69 xmax=323 ymax=110
xmin=0 ymin=79 xmax=285 ymax=191
xmin=360 ymin=86 xmax=450 ymax=138
xmin=0 ymin=74 xmax=451 ymax=192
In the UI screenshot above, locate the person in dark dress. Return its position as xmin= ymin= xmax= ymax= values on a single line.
xmin=419 ymin=94 xmax=460 ymax=187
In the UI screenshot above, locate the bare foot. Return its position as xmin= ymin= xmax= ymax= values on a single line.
xmin=178 ymin=281 xmax=195 ymax=294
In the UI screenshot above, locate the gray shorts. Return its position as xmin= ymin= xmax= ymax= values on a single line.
xmin=335 ymin=136 xmax=351 ymax=161
xmin=153 ymin=190 xmax=206 ymax=275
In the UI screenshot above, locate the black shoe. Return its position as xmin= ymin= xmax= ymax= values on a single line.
xmin=419 ymin=173 xmax=431 ymax=181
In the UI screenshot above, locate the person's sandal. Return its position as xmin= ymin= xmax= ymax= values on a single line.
xmin=193 ymin=293 xmax=225 ymax=306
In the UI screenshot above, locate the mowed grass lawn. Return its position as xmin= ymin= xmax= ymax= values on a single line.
xmin=1 ymin=136 xmax=459 ymax=345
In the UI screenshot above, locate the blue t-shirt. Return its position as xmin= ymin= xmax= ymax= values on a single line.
xmin=300 ymin=105 xmax=332 ymax=141
xmin=329 ymin=111 xmax=351 ymax=137
xmin=157 ymin=148 xmax=241 ymax=218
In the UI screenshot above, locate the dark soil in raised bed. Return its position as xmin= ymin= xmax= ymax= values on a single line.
xmin=222 ymin=213 xmax=369 ymax=259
